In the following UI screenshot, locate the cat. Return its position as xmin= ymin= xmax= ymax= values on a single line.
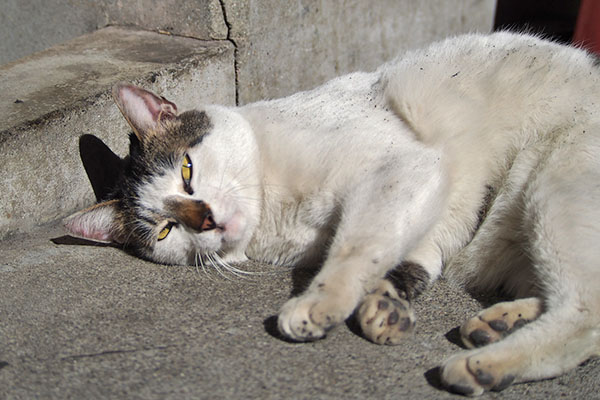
xmin=64 ymin=31 xmax=600 ymax=396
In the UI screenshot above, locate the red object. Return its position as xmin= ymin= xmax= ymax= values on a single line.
xmin=573 ymin=0 xmax=600 ymax=55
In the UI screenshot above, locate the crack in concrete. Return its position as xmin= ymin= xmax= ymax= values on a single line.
xmin=218 ymin=0 xmax=239 ymax=106
xmin=60 ymin=345 xmax=175 ymax=361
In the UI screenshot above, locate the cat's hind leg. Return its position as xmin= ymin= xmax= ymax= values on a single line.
xmin=441 ymin=305 xmax=600 ymax=396
xmin=441 ymin=132 xmax=600 ymax=395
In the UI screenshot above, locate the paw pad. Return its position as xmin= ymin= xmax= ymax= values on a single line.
xmin=441 ymin=352 xmax=518 ymax=396
xmin=460 ymin=299 xmax=541 ymax=349
xmin=357 ymin=282 xmax=415 ymax=345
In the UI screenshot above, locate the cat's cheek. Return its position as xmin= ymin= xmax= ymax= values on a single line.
xmin=221 ymin=211 xmax=247 ymax=243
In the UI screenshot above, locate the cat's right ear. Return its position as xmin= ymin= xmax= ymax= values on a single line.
xmin=63 ymin=200 xmax=124 ymax=244
xmin=112 ymin=82 xmax=178 ymax=142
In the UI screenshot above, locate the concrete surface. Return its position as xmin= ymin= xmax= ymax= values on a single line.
xmin=2 ymin=0 xmax=496 ymax=103
xmin=1 ymin=223 xmax=600 ymax=399
xmin=0 ymin=26 xmax=234 ymax=240
xmin=0 ymin=0 xmax=227 ymax=65
xmin=223 ymin=0 xmax=497 ymax=104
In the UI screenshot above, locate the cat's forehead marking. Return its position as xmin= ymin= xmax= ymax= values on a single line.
xmin=177 ymin=110 xmax=213 ymax=143
xmin=143 ymin=110 xmax=213 ymax=161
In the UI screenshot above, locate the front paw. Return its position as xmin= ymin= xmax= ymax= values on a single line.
xmin=356 ymin=280 xmax=415 ymax=345
xmin=277 ymin=293 xmax=351 ymax=342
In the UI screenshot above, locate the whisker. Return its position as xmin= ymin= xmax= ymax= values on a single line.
xmin=197 ymin=252 xmax=215 ymax=281
xmin=214 ymin=253 xmax=252 ymax=279
xmin=207 ymin=252 xmax=232 ymax=280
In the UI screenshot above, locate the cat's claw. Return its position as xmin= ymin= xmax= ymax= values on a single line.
xmin=357 ymin=279 xmax=415 ymax=345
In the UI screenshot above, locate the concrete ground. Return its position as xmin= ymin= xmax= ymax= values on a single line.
xmin=1 ymin=223 xmax=599 ymax=399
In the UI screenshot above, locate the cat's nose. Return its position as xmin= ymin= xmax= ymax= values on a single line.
xmin=165 ymin=198 xmax=217 ymax=232
xmin=201 ymin=208 xmax=217 ymax=231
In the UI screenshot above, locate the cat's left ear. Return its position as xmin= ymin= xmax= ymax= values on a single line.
xmin=112 ymin=82 xmax=178 ymax=142
xmin=79 ymin=134 xmax=126 ymax=202
xmin=63 ymin=200 xmax=124 ymax=244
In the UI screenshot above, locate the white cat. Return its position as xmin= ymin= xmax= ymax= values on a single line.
xmin=65 ymin=32 xmax=600 ymax=395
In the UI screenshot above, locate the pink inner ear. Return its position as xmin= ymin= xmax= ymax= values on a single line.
xmin=63 ymin=201 xmax=119 ymax=243
xmin=114 ymin=84 xmax=177 ymax=136
xmin=72 ymin=223 xmax=112 ymax=242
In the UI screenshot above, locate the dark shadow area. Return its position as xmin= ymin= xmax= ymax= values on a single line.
xmin=263 ymin=315 xmax=314 ymax=343
xmin=494 ymin=0 xmax=581 ymax=43
xmin=0 ymin=361 xmax=9 ymax=370
xmin=289 ymin=265 xmax=320 ymax=297
xmin=79 ymin=134 xmax=125 ymax=202
xmin=263 ymin=315 xmax=283 ymax=339
xmin=424 ymin=367 xmax=446 ymax=392
xmin=50 ymin=235 xmax=119 ymax=248
xmin=467 ymin=287 xmax=513 ymax=309
xmin=445 ymin=326 xmax=467 ymax=349
xmin=345 ymin=312 xmax=365 ymax=340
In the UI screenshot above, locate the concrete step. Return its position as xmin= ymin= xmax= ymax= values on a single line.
xmin=0 ymin=26 xmax=234 ymax=239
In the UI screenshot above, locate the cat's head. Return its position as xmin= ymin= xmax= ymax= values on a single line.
xmin=64 ymin=83 xmax=262 ymax=266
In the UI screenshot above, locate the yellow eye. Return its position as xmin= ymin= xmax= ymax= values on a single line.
xmin=182 ymin=154 xmax=192 ymax=183
xmin=157 ymin=223 xmax=173 ymax=241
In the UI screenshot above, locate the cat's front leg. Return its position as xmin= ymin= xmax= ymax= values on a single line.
xmin=278 ymin=245 xmax=400 ymax=341
xmin=277 ymin=232 xmax=432 ymax=342
xmin=278 ymin=283 xmax=353 ymax=341
xmin=278 ymin=158 xmax=445 ymax=342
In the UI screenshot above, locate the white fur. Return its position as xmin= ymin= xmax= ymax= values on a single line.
xmin=145 ymin=105 xmax=262 ymax=265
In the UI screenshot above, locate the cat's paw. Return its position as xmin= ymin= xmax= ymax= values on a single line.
xmin=356 ymin=280 xmax=415 ymax=345
xmin=278 ymin=292 xmax=353 ymax=342
xmin=440 ymin=351 xmax=516 ymax=396
xmin=460 ymin=298 xmax=541 ymax=348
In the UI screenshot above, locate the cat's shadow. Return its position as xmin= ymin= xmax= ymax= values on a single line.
xmin=262 ymin=262 xmax=323 ymax=342
xmin=50 ymin=235 xmax=119 ymax=248
xmin=444 ymin=326 xmax=467 ymax=349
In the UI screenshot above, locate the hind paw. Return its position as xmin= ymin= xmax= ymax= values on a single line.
xmin=356 ymin=280 xmax=415 ymax=345
xmin=460 ymin=298 xmax=541 ymax=348
xmin=441 ymin=352 xmax=516 ymax=396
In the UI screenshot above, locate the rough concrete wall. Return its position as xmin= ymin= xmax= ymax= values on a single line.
xmin=0 ymin=0 xmax=226 ymax=65
xmin=2 ymin=0 xmax=496 ymax=102
xmin=224 ymin=0 xmax=497 ymax=104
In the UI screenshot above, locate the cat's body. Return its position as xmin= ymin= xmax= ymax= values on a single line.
xmin=66 ymin=32 xmax=600 ymax=395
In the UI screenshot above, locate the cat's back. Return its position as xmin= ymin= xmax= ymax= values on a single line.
xmin=382 ymin=31 xmax=600 ymax=147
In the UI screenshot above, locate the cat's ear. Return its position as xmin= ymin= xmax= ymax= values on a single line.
xmin=112 ymin=82 xmax=178 ymax=142
xmin=79 ymin=134 xmax=125 ymax=202
xmin=63 ymin=200 xmax=124 ymax=244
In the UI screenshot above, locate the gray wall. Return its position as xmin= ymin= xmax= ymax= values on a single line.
xmin=1 ymin=0 xmax=496 ymax=103
xmin=0 ymin=0 xmax=226 ymax=65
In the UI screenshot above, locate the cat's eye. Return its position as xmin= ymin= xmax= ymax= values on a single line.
xmin=157 ymin=222 xmax=175 ymax=241
xmin=181 ymin=153 xmax=193 ymax=193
